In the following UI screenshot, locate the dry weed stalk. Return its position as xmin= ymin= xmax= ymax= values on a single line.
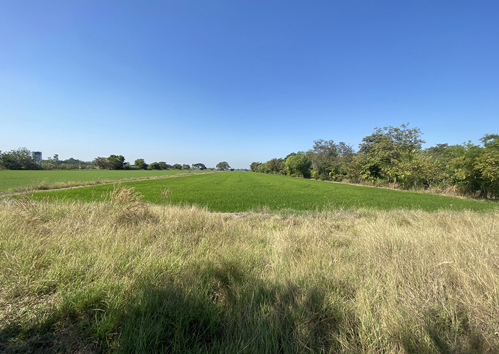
xmin=160 ymin=187 xmax=172 ymax=203
xmin=99 ymin=183 xmax=152 ymax=224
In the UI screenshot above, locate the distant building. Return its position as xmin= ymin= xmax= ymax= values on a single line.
xmin=31 ymin=151 xmax=42 ymax=162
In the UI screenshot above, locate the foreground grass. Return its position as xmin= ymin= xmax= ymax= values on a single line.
xmin=1 ymin=195 xmax=498 ymax=353
xmin=33 ymin=172 xmax=497 ymax=212
xmin=0 ymin=169 xmax=210 ymax=194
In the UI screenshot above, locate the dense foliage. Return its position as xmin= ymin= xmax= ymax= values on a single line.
xmin=251 ymin=124 xmax=499 ymax=199
xmin=0 ymin=147 xmax=40 ymax=170
xmin=216 ymin=161 xmax=231 ymax=171
xmin=40 ymin=154 xmax=94 ymax=170
xmin=1 ymin=149 xmax=214 ymax=172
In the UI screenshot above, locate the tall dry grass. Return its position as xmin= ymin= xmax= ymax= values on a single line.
xmin=0 ymin=189 xmax=498 ymax=353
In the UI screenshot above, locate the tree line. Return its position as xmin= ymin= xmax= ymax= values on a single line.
xmin=0 ymin=148 xmax=232 ymax=172
xmin=92 ymin=157 xmax=232 ymax=171
xmin=250 ymin=124 xmax=499 ymax=199
xmin=91 ymin=156 xmax=199 ymax=171
xmin=0 ymin=149 xmax=93 ymax=170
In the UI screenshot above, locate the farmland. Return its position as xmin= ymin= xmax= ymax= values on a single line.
xmin=31 ymin=171 xmax=496 ymax=212
xmin=0 ymin=169 xmax=210 ymax=194
xmin=1 ymin=172 xmax=498 ymax=353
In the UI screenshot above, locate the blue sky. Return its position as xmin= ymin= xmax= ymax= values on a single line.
xmin=1 ymin=1 xmax=498 ymax=169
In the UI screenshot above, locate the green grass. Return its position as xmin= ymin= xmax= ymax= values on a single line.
xmin=32 ymin=171 xmax=496 ymax=212
xmin=0 ymin=169 xmax=209 ymax=193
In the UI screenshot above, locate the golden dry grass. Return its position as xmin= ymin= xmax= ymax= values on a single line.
xmin=0 ymin=193 xmax=498 ymax=353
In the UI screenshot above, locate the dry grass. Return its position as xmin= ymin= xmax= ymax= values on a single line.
xmin=0 ymin=191 xmax=498 ymax=353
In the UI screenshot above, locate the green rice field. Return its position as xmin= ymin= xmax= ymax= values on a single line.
xmin=31 ymin=171 xmax=496 ymax=212
xmin=0 ymin=169 xmax=209 ymax=194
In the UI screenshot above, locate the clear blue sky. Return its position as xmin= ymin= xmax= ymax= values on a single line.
xmin=1 ymin=1 xmax=498 ymax=169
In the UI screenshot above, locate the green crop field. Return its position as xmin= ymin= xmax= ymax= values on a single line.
xmin=31 ymin=171 xmax=496 ymax=212
xmin=0 ymin=169 xmax=210 ymax=194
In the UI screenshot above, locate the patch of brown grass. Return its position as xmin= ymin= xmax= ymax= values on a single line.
xmin=0 ymin=199 xmax=498 ymax=352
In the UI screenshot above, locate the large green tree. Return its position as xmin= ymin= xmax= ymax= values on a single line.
xmin=149 ymin=162 xmax=161 ymax=170
xmin=107 ymin=155 xmax=125 ymax=170
xmin=451 ymin=134 xmax=499 ymax=198
xmin=158 ymin=162 xmax=171 ymax=170
xmin=192 ymin=163 xmax=206 ymax=170
xmin=307 ymin=139 xmax=339 ymax=179
xmin=93 ymin=157 xmax=110 ymax=169
xmin=216 ymin=161 xmax=231 ymax=171
xmin=285 ymin=153 xmax=311 ymax=178
xmin=266 ymin=158 xmax=285 ymax=174
xmin=250 ymin=162 xmax=261 ymax=172
xmin=359 ymin=124 xmax=425 ymax=183
xmin=134 ymin=158 xmax=148 ymax=170
xmin=0 ymin=147 xmax=38 ymax=170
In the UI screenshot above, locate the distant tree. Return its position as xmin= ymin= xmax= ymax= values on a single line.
xmin=135 ymin=158 xmax=148 ymax=170
xmin=158 ymin=161 xmax=170 ymax=170
xmin=182 ymin=164 xmax=190 ymax=170
xmin=397 ymin=150 xmax=441 ymax=189
xmin=257 ymin=162 xmax=269 ymax=173
xmin=172 ymin=163 xmax=182 ymax=170
xmin=149 ymin=162 xmax=161 ymax=170
xmin=64 ymin=157 xmax=80 ymax=164
xmin=307 ymin=139 xmax=339 ymax=179
xmin=266 ymin=158 xmax=285 ymax=174
xmin=451 ymin=134 xmax=499 ymax=198
xmin=344 ymin=154 xmax=364 ymax=183
xmin=250 ymin=162 xmax=261 ymax=172
xmin=413 ymin=144 xmax=466 ymax=188
xmin=52 ymin=154 xmax=60 ymax=166
xmin=107 ymin=155 xmax=125 ymax=170
xmin=477 ymin=134 xmax=499 ymax=198
xmin=0 ymin=147 xmax=38 ymax=170
xmin=359 ymin=124 xmax=425 ymax=183
xmin=330 ymin=142 xmax=355 ymax=181
xmin=93 ymin=157 xmax=110 ymax=169
xmin=285 ymin=153 xmax=311 ymax=178
xmin=192 ymin=163 xmax=207 ymax=170
xmin=216 ymin=161 xmax=231 ymax=171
